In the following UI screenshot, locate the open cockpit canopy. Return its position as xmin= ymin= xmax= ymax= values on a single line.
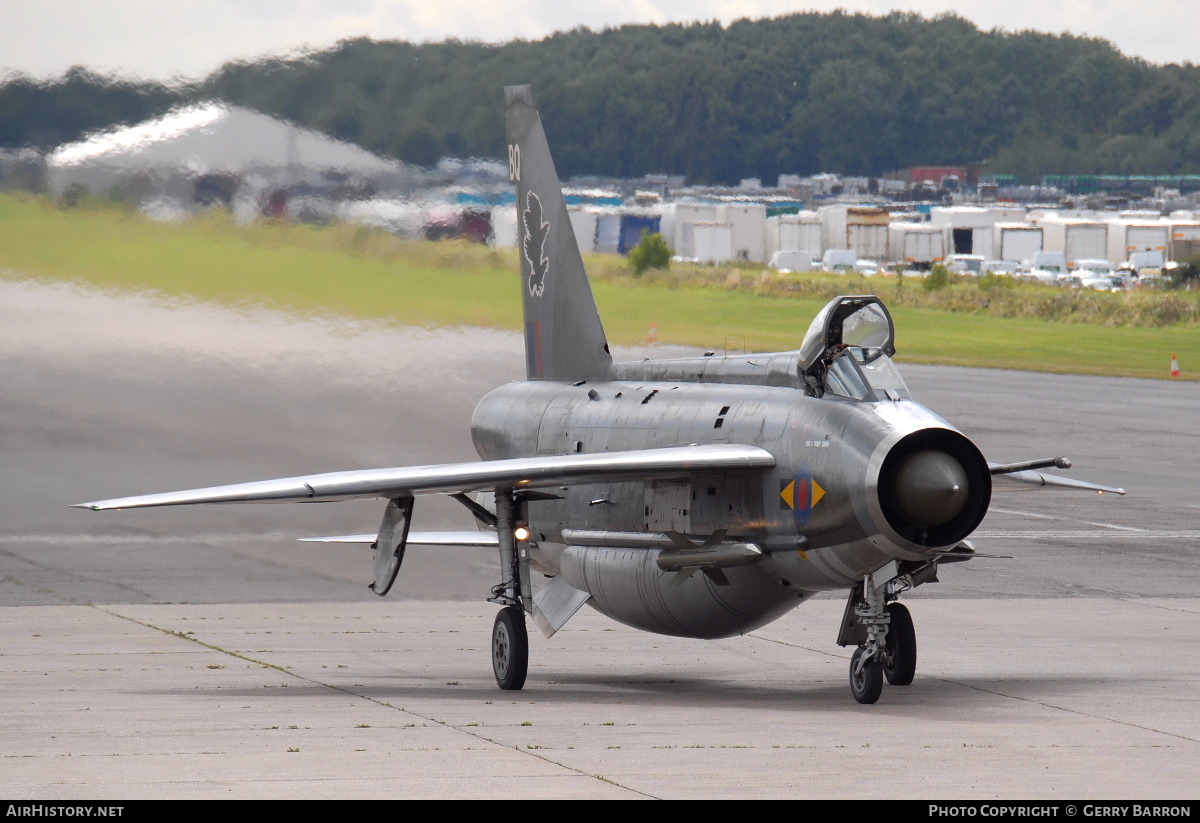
xmin=799 ymin=296 xmax=909 ymax=400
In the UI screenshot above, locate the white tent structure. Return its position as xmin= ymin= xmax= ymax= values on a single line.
xmin=46 ymin=102 xmax=404 ymax=210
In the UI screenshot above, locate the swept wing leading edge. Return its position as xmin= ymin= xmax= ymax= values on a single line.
xmin=299 ymin=531 xmax=500 ymax=546
xmin=74 ymin=444 xmax=776 ymax=511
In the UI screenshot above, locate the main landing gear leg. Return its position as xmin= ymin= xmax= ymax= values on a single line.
xmin=488 ymin=490 xmax=529 ymax=690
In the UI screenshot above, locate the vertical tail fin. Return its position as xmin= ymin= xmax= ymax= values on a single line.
xmin=504 ymin=85 xmax=612 ymax=380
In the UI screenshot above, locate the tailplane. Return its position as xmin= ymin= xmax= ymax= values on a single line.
xmin=504 ymin=85 xmax=612 ymax=380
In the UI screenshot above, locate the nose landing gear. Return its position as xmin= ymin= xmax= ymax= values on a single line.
xmin=838 ymin=561 xmax=922 ymax=704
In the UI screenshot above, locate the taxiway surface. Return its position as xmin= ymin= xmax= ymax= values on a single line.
xmin=2 ymin=276 xmax=1198 ymax=798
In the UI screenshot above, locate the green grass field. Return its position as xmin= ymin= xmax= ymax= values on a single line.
xmin=1 ymin=194 xmax=1196 ymax=381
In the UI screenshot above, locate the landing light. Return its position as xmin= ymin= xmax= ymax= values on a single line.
xmin=514 ymin=525 xmax=531 ymax=541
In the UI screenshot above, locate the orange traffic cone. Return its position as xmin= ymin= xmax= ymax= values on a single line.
xmin=646 ymin=323 xmax=658 ymax=344
xmin=1171 ymin=353 xmax=1181 ymax=378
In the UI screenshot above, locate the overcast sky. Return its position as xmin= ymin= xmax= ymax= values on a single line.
xmin=2 ymin=1 xmax=1194 ymax=83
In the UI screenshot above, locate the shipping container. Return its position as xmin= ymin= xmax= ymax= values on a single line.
xmin=766 ymin=211 xmax=822 ymax=258
xmin=820 ymin=205 xmax=889 ymax=260
xmin=910 ymin=165 xmax=978 ymax=187
xmin=717 ymin=202 xmax=768 ymax=262
xmin=1107 ymin=220 xmax=1169 ymax=265
xmin=887 ymin=223 xmax=946 ymax=267
xmin=993 ymin=223 xmax=1043 ymax=265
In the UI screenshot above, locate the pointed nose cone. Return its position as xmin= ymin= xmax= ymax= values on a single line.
xmin=893 ymin=449 xmax=969 ymax=526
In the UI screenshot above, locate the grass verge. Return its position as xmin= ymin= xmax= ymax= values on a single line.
xmin=0 ymin=194 xmax=1195 ymax=381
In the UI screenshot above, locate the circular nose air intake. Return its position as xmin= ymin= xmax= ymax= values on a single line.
xmin=877 ymin=429 xmax=990 ymax=548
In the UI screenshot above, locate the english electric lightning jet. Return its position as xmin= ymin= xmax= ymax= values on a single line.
xmin=76 ymin=86 xmax=1125 ymax=703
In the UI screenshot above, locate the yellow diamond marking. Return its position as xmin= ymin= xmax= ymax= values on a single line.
xmin=780 ymin=480 xmax=795 ymax=509
xmin=812 ymin=479 xmax=826 ymax=507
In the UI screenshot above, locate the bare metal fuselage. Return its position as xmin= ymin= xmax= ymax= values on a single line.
xmin=470 ymin=351 xmax=983 ymax=639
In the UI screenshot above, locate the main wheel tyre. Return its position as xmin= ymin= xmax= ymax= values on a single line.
xmin=491 ymin=606 xmax=528 ymax=691
xmin=850 ymin=645 xmax=883 ymax=704
xmin=883 ymin=602 xmax=917 ymax=686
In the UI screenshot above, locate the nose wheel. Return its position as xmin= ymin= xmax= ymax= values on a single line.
xmin=850 ymin=646 xmax=883 ymax=703
xmin=492 ymin=605 xmax=528 ymax=690
xmin=840 ymin=565 xmax=921 ymax=703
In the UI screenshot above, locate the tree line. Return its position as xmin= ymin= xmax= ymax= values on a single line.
xmin=4 ymin=11 xmax=1200 ymax=184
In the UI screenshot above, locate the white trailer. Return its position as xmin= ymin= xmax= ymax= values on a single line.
xmin=661 ymin=202 xmax=720 ymax=259
xmin=490 ymin=203 xmax=518 ymax=248
xmin=567 ymin=207 xmax=599 ymax=254
xmin=717 ymin=202 xmax=768 ymax=263
xmin=691 ymin=222 xmax=734 ymax=264
xmin=887 ymin=223 xmax=946 ymax=267
xmin=1107 ymin=220 xmax=1169 ymax=265
xmin=993 ymin=223 xmax=1043 ymax=266
xmin=1036 ymin=217 xmax=1108 ymax=268
xmin=820 ymin=205 xmax=889 ymax=261
xmin=766 ymin=211 xmax=822 ymax=258
xmin=846 ymin=221 xmax=889 ymax=261
xmin=594 ymin=210 xmax=622 ymax=254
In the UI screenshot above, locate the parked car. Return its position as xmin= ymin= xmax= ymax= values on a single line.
xmin=853 ymin=259 xmax=881 ymax=276
xmin=1072 ymin=258 xmax=1116 ymax=277
xmin=1074 ymin=259 xmax=1123 ymax=291
xmin=1078 ymin=275 xmax=1120 ymax=291
xmin=945 ymin=254 xmax=984 ymax=275
xmin=980 ymin=260 xmax=1020 ymax=276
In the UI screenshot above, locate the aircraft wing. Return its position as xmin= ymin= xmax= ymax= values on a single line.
xmin=988 ymin=460 xmax=1125 ymax=495
xmin=299 ymin=531 xmax=499 ymax=546
xmin=74 ymin=444 xmax=775 ymax=511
